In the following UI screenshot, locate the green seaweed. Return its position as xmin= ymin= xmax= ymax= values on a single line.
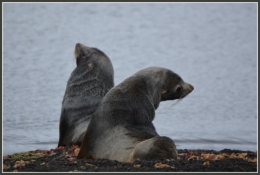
xmin=9 ymin=151 xmax=55 ymax=160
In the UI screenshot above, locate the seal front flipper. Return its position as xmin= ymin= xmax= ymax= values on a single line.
xmin=76 ymin=123 xmax=90 ymax=159
xmin=76 ymin=119 xmax=98 ymax=159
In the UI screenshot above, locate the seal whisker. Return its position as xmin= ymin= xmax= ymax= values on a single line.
xmin=162 ymin=99 xmax=183 ymax=114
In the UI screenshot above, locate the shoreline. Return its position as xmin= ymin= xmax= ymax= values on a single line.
xmin=3 ymin=146 xmax=257 ymax=172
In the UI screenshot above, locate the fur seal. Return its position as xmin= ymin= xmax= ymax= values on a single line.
xmin=58 ymin=43 xmax=114 ymax=147
xmin=77 ymin=67 xmax=194 ymax=162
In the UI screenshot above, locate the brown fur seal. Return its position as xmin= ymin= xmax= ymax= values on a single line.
xmin=77 ymin=67 xmax=194 ymax=162
xmin=58 ymin=43 xmax=114 ymax=147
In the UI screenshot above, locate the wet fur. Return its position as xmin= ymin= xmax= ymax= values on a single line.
xmin=58 ymin=43 xmax=114 ymax=147
xmin=77 ymin=67 xmax=193 ymax=162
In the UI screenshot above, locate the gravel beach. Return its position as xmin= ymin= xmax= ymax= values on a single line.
xmin=3 ymin=146 xmax=257 ymax=172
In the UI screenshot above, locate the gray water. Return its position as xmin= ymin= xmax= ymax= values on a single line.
xmin=3 ymin=3 xmax=257 ymax=156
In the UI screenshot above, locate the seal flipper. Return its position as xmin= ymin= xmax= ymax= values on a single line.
xmin=76 ymin=121 xmax=96 ymax=159
xmin=128 ymin=136 xmax=178 ymax=162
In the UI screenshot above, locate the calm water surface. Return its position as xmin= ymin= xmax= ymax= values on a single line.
xmin=3 ymin=3 xmax=257 ymax=156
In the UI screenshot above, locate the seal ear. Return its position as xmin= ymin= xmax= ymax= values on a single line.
xmin=87 ymin=63 xmax=93 ymax=70
xmin=162 ymin=90 xmax=167 ymax=95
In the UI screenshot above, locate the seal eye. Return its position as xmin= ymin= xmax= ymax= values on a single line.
xmin=176 ymin=86 xmax=183 ymax=93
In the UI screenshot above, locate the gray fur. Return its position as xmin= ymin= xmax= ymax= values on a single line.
xmin=77 ymin=67 xmax=194 ymax=162
xmin=58 ymin=43 xmax=114 ymax=147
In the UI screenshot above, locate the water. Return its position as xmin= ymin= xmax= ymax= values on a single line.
xmin=3 ymin=3 xmax=257 ymax=156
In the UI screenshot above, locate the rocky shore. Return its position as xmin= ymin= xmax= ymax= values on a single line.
xmin=3 ymin=146 xmax=257 ymax=172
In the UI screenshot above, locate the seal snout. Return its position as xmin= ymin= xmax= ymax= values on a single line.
xmin=75 ymin=43 xmax=83 ymax=51
xmin=75 ymin=43 xmax=85 ymax=48
xmin=75 ymin=43 xmax=83 ymax=55
xmin=74 ymin=43 xmax=91 ymax=59
xmin=188 ymin=83 xmax=194 ymax=91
